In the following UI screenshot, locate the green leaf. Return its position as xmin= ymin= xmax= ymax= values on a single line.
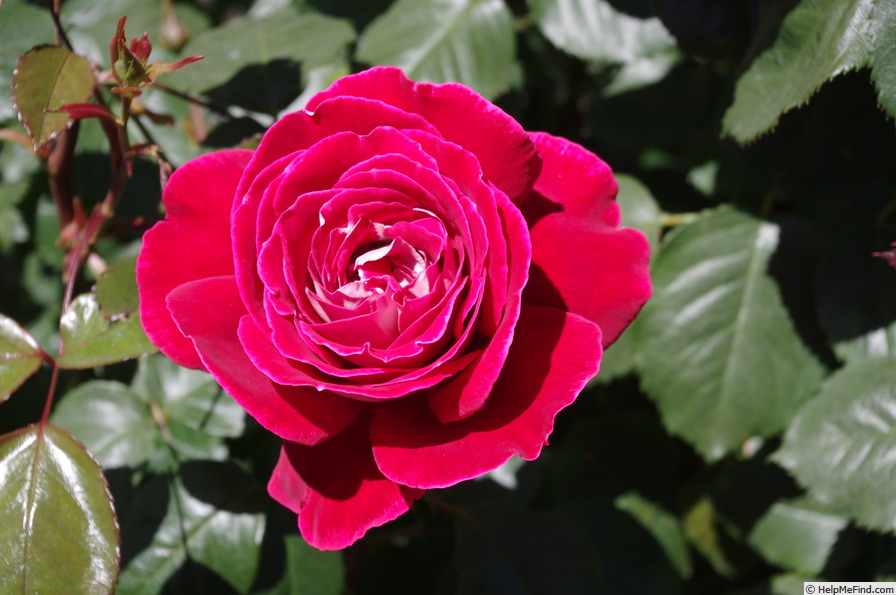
xmin=165 ymin=7 xmax=355 ymax=94
xmin=283 ymin=535 xmax=345 ymax=595
xmin=52 ymin=356 xmax=244 ymax=467
xmin=0 ymin=0 xmax=56 ymax=121
xmin=57 ymin=293 xmax=158 ymax=369
xmin=616 ymin=173 xmax=663 ymax=256
xmin=118 ymin=462 xmax=265 ymax=595
xmin=775 ymin=358 xmax=896 ymax=532
xmin=870 ymin=0 xmax=896 ymax=118
xmin=50 ymin=380 xmax=157 ymax=468
xmin=526 ymin=0 xmax=676 ymax=66
xmin=0 ymin=424 xmax=120 ymax=593
xmin=0 ymin=179 xmax=31 ymax=254
xmin=748 ymin=497 xmax=847 ymax=574
xmin=356 ymin=0 xmax=517 ymax=100
xmin=0 ymin=313 xmax=47 ymax=402
xmin=132 ymin=355 xmax=245 ymax=438
xmin=721 ymin=0 xmax=875 ymax=143
xmin=11 ymin=46 xmax=96 ymax=150
xmin=616 ymin=492 xmax=693 ymax=579
xmin=636 ymin=209 xmax=826 ymax=460
xmin=95 ymin=256 xmax=140 ymax=318
xmin=683 ymin=497 xmax=734 ymax=578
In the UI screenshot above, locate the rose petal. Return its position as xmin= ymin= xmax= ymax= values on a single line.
xmin=521 ymin=132 xmax=652 ymax=346
xmin=137 ymin=149 xmax=252 ymax=369
xmin=371 ymin=304 xmax=602 ymax=489
xmin=166 ymin=275 xmax=361 ymax=445
xmin=268 ymin=414 xmax=424 ymax=550
xmin=239 ymin=311 xmax=483 ymax=400
xmin=425 ymin=188 xmax=531 ymax=423
xmin=306 ymin=66 xmax=542 ymax=201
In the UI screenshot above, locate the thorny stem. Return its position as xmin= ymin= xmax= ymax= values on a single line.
xmin=40 ymin=3 xmax=133 ymax=426
xmin=46 ymin=122 xmax=79 ymax=231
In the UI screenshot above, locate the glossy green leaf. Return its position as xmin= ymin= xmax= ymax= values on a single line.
xmin=50 ymin=380 xmax=157 ymax=468
xmin=721 ymin=0 xmax=874 ymax=142
xmin=132 ymin=355 xmax=245 ymax=438
xmin=57 ymin=293 xmax=157 ymax=369
xmin=775 ymin=358 xmax=896 ymax=532
xmin=11 ymin=46 xmax=95 ymax=149
xmin=356 ymin=0 xmax=517 ymax=100
xmin=52 ymin=356 xmax=243 ymax=467
xmin=636 ymin=209 xmax=826 ymax=460
xmin=0 ymin=423 xmax=120 ymax=593
xmin=118 ymin=462 xmax=265 ymax=595
xmin=453 ymin=504 xmax=602 ymax=593
xmin=526 ymin=0 xmax=675 ymax=66
xmin=165 ymin=7 xmax=355 ymax=94
xmin=870 ymin=0 xmax=896 ymax=118
xmin=0 ymin=0 xmax=56 ymax=121
xmin=748 ymin=497 xmax=847 ymax=574
xmin=0 ymin=313 xmax=46 ymax=402
xmin=95 ymin=256 xmax=140 ymax=318
xmin=616 ymin=492 xmax=693 ymax=579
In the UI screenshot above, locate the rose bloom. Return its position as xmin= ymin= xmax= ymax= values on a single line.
xmin=137 ymin=67 xmax=651 ymax=550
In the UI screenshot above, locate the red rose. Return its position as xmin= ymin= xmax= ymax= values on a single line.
xmin=136 ymin=67 xmax=651 ymax=549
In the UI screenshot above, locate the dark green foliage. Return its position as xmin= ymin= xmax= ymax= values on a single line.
xmin=2 ymin=0 xmax=896 ymax=593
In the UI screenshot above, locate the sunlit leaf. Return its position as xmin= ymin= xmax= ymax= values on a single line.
xmin=50 ymin=380 xmax=157 ymax=468
xmin=57 ymin=293 xmax=157 ymax=369
xmin=0 ymin=313 xmax=47 ymax=402
xmin=775 ymin=358 xmax=896 ymax=532
xmin=0 ymin=424 xmax=120 ymax=593
xmin=526 ymin=0 xmax=676 ymax=66
xmin=870 ymin=0 xmax=896 ymax=118
xmin=165 ymin=7 xmax=355 ymax=94
xmin=11 ymin=46 xmax=96 ymax=150
xmin=636 ymin=209 xmax=826 ymax=460
xmin=721 ymin=0 xmax=875 ymax=142
xmin=748 ymin=497 xmax=847 ymax=574
xmin=118 ymin=462 xmax=265 ymax=595
xmin=132 ymin=355 xmax=245 ymax=438
xmin=356 ymin=0 xmax=517 ymax=100
xmin=95 ymin=256 xmax=140 ymax=318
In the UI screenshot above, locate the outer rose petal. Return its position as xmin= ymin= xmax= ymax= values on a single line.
xmin=521 ymin=132 xmax=652 ymax=347
xmin=370 ymin=304 xmax=602 ymax=489
xmin=268 ymin=414 xmax=425 ymax=550
xmin=137 ymin=149 xmax=253 ymax=369
xmin=305 ymin=67 xmax=541 ymax=202
xmin=166 ymin=276 xmax=361 ymax=446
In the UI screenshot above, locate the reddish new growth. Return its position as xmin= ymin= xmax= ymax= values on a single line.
xmin=873 ymin=242 xmax=896 ymax=270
